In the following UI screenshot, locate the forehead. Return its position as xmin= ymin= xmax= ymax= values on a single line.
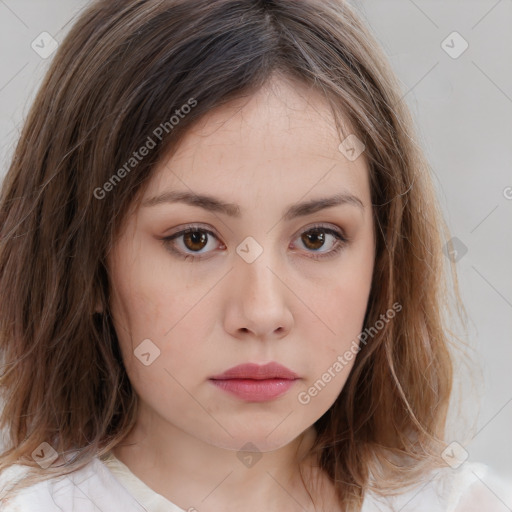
xmin=143 ymin=77 xmax=371 ymax=209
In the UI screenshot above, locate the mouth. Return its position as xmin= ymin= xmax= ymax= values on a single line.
xmin=209 ymin=362 xmax=299 ymax=402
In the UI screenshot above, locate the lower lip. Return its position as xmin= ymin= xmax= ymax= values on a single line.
xmin=209 ymin=378 xmax=297 ymax=402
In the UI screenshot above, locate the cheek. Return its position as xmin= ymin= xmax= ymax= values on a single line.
xmin=313 ymin=258 xmax=373 ymax=342
xmin=109 ymin=256 xmax=214 ymax=387
xmin=300 ymin=246 xmax=374 ymax=384
xmin=110 ymin=242 xmax=202 ymax=340
xmin=295 ymin=282 xmax=370 ymax=411
xmin=305 ymin=285 xmax=366 ymax=375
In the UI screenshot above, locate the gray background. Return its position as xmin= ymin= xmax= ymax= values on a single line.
xmin=1 ymin=0 xmax=511 ymax=491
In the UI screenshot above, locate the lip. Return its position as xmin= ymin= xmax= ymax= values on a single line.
xmin=210 ymin=362 xmax=299 ymax=380
xmin=209 ymin=362 xmax=299 ymax=402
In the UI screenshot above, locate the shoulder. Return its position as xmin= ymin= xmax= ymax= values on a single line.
xmin=0 ymin=456 xmax=148 ymax=511
xmin=362 ymin=462 xmax=512 ymax=512
xmin=451 ymin=463 xmax=512 ymax=512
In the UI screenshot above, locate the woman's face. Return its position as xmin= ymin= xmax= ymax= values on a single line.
xmin=107 ymin=77 xmax=375 ymax=453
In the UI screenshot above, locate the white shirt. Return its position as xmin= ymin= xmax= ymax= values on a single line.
xmin=1 ymin=452 xmax=511 ymax=511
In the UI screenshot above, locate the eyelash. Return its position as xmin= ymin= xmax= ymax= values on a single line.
xmin=160 ymin=223 xmax=348 ymax=262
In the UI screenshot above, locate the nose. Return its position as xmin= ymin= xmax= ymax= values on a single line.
xmin=223 ymin=245 xmax=294 ymax=341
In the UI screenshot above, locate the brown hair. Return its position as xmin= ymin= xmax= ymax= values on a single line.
xmin=0 ymin=0 xmax=467 ymax=509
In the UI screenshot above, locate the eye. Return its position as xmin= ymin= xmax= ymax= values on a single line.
xmin=161 ymin=225 xmax=223 ymax=261
xmin=290 ymin=224 xmax=348 ymax=260
xmin=160 ymin=223 xmax=348 ymax=261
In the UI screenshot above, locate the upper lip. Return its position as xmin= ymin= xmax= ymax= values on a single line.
xmin=210 ymin=362 xmax=299 ymax=380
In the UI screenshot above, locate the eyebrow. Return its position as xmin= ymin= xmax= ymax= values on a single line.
xmin=142 ymin=190 xmax=364 ymax=220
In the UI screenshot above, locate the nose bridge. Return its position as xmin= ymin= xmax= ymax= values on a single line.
xmin=226 ymin=234 xmax=292 ymax=337
xmin=236 ymin=235 xmax=282 ymax=302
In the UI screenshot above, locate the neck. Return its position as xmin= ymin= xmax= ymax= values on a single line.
xmin=112 ymin=405 xmax=336 ymax=512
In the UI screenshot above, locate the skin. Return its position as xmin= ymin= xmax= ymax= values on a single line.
xmin=107 ymin=75 xmax=375 ymax=512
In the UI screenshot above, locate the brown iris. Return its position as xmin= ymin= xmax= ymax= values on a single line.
xmin=183 ymin=231 xmax=208 ymax=251
xmin=301 ymin=229 xmax=325 ymax=251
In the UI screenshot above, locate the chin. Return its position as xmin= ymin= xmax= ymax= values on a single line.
xmin=202 ymin=426 xmax=310 ymax=454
